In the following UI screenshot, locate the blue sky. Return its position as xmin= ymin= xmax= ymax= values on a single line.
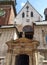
xmin=16 ymin=0 xmax=47 ymax=19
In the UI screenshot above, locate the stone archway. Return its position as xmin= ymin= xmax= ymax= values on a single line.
xmin=5 ymin=38 xmax=39 ymax=65
xmin=15 ymin=54 xmax=29 ymax=65
xmin=23 ymin=25 xmax=34 ymax=39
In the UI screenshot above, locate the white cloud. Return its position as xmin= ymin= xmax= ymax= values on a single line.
xmin=21 ymin=2 xmax=25 ymax=7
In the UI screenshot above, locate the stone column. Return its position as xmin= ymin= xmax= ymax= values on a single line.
xmin=5 ymin=53 xmax=11 ymax=65
xmin=11 ymin=54 xmax=18 ymax=65
xmin=29 ymin=54 xmax=32 ymax=65
xmin=32 ymin=51 xmax=36 ymax=65
xmin=35 ymin=51 xmax=38 ymax=65
xmin=38 ymin=52 xmax=44 ymax=65
xmin=12 ymin=55 xmax=15 ymax=65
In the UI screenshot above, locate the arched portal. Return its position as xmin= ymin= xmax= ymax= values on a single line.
xmin=15 ymin=54 xmax=29 ymax=65
xmin=23 ymin=25 xmax=33 ymax=32
xmin=23 ymin=25 xmax=34 ymax=39
xmin=6 ymin=37 xmax=39 ymax=65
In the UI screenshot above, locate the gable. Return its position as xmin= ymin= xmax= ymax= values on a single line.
xmin=15 ymin=1 xmax=42 ymax=26
xmin=16 ymin=1 xmax=42 ymax=18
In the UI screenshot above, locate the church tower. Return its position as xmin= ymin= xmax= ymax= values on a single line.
xmin=0 ymin=0 xmax=17 ymax=25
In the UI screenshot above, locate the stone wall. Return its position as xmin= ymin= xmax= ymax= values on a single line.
xmin=34 ymin=25 xmax=47 ymax=49
xmin=34 ymin=25 xmax=47 ymax=65
xmin=0 ymin=27 xmax=17 ymax=56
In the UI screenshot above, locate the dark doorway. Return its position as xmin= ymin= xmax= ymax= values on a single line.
xmin=15 ymin=54 xmax=29 ymax=65
xmin=25 ymin=32 xmax=33 ymax=39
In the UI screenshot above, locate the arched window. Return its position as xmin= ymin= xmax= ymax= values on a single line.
xmin=31 ymin=12 xmax=33 ymax=17
xmin=23 ymin=25 xmax=34 ymax=39
xmin=22 ymin=12 xmax=25 ymax=18
xmin=23 ymin=25 xmax=33 ymax=32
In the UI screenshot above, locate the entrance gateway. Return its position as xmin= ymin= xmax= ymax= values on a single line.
xmin=16 ymin=54 xmax=29 ymax=65
xmin=5 ymin=38 xmax=39 ymax=65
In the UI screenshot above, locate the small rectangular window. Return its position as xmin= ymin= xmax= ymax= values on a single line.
xmin=45 ymin=35 xmax=47 ymax=43
xmin=26 ymin=19 xmax=30 ymax=22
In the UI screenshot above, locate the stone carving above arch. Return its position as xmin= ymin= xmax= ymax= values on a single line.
xmin=6 ymin=38 xmax=39 ymax=54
